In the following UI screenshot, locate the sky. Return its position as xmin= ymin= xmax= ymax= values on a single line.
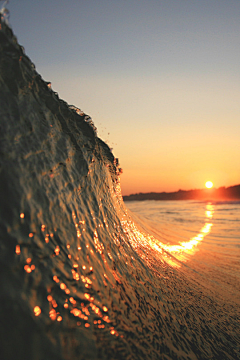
xmin=4 ymin=0 xmax=240 ymax=195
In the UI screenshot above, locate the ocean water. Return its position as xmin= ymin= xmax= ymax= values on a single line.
xmin=126 ymin=200 xmax=240 ymax=299
xmin=0 ymin=16 xmax=240 ymax=360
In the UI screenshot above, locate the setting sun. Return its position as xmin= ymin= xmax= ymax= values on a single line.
xmin=205 ymin=181 xmax=213 ymax=189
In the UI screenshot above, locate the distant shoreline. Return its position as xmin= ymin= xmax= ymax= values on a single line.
xmin=123 ymin=184 xmax=240 ymax=201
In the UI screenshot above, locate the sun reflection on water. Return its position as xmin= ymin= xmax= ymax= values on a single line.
xmin=122 ymin=203 xmax=214 ymax=269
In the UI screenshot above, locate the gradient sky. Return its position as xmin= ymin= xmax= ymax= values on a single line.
xmin=5 ymin=0 xmax=240 ymax=195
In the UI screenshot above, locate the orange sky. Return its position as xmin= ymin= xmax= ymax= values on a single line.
xmin=75 ymin=74 xmax=239 ymax=195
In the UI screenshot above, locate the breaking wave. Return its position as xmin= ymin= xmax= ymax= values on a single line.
xmin=0 ymin=17 xmax=239 ymax=360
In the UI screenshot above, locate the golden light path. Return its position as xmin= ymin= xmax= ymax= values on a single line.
xmin=122 ymin=203 xmax=214 ymax=269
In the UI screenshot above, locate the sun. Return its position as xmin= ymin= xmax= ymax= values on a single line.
xmin=205 ymin=181 xmax=213 ymax=189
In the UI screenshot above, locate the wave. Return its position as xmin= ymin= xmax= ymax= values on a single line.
xmin=0 ymin=17 xmax=239 ymax=360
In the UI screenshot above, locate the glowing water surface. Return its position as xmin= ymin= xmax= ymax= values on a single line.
xmin=125 ymin=200 xmax=240 ymax=286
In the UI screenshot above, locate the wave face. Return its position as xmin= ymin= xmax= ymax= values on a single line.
xmin=0 ymin=19 xmax=239 ymax=360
